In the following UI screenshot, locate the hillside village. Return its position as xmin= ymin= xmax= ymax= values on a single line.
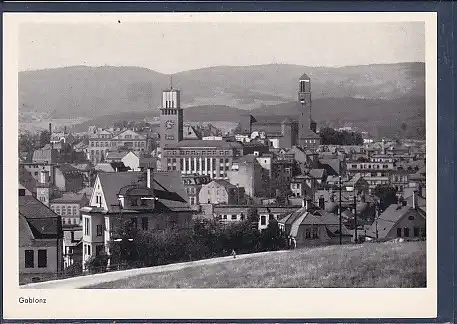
xmin=18 ymin=73 xmax=426 ymax=285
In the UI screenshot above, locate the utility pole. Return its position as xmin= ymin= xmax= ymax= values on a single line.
xmin=339 ymin=175 xmax=342 ymax=245
xmin=354 ymin=194 xmax=357 ymax=243
xmin=375 ymin=201 xmax=379 ymax=240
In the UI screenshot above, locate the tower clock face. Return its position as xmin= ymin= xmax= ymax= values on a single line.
xmin=165 ymin=120 xmax=175 ymax=129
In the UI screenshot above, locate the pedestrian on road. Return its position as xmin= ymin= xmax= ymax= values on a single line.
xmin=231 ymin=249 xmax=236 ymax=259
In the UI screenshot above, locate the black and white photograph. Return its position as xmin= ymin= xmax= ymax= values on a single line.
xmin=4 ymin=12 xmax=437 ymax=319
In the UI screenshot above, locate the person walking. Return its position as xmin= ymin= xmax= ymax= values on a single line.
xmin=231 ymin=249 xmax=237 ymax=259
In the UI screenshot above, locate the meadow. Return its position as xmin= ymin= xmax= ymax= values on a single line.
xmin=86 ymin=241 xmax=426 ymax=289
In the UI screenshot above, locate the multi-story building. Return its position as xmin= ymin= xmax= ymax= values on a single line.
xmin=158 ymin=85 xmax=244 ymax=180
xmin=199 ymin=180 xmax=245 ymax=205
xmin=181 ymin=174 xmax=211 ymax=206
xmin=50 ymin=193 xmax=89 ymax=226
xmin=80 ymin=169 xmax=193 ymax=270
xmin=162 ymin=140 xmax=243 ymax=180
xmin=88 ymin=129 xmax=148 ymax=163
xmin=19 ymin=189 xmax=63 ymax=284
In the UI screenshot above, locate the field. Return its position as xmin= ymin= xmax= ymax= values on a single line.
xmin=86 ymin=241 xmax=426 ymax=289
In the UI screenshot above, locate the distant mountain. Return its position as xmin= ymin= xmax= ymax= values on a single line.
xmin=19 ymin=62 xmax=425 ymax=119
xmin=71 ymin=95 xmax=425 ymax=139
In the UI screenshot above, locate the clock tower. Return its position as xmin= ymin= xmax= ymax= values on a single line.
xmin=298 ymin=73 xmax=317 ymax=146
xmin=160 ymin=80 xmax=183 ymax=150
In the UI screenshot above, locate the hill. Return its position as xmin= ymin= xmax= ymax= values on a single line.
xmin=19 ymin=62 xmax=424 ymax=120
xmin=68 ymin=94 xmax=424 ymax=139
xmin=85 ymin=241 xmax=426 ymax=289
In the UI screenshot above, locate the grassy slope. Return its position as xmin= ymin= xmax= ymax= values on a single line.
xmin=87 ymin=241 xmax=426 ymax=289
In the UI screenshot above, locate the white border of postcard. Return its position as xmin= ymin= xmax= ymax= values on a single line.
xmin=3 ymin=12 xmax=437 ymax=319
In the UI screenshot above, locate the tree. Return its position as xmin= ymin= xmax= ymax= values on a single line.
xmin=84 ymin=252 xmax=109 ymax=273
xmin=39 ymin=130 xmax=51 ymax=148
xmin=259 ymin=219 xmax=288 ymax=251
xmin=373 ymin=185 xmax=398 ymax=212
xmin=319 ymin=127 xmax=363 ymax=145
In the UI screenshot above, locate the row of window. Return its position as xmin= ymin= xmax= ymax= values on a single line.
xmin=62 ymin=218 xmax=80 ymax=225
xmin=396 ymin=227 xmax=425 ymax=238
xmin=165 ymin=150 xmax=232 ymax=156
xmin=51 ymin=205 xmax=78 ymax=216
xmin=350 ymin=164 xmax=392 ymax=169
xmin=24 ymin=249 xmax=47 ymax=268
xmin=90 ymin=140 xmax=145 ymax=147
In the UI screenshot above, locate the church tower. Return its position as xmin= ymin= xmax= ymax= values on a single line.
xmin=298 ymin=73 xmax=317 ymax=147
xmin=160 ymin=77 xmax=183 ymax=149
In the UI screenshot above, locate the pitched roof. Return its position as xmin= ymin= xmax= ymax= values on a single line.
xmin=299 ymin=73 xmax=310 ymax=80
xmin=51 ymin=193 xmax=87 ymax=204
xmin=56 ymin=164 xmax=82 ymax=175
xmin=366 ymin=204 xmax=423 ymax=239
xmin=98 ymin=171 xmax=191 ymax=213
xmin=19 ymin=165 xmax=37 ymax=193
xmin=211 ymin=179 xmax=237 ymax=189
xmin=106 ymin=151 xmax=129 ymax=160
xmin=19 ymin=195 xmax=62 ymax=239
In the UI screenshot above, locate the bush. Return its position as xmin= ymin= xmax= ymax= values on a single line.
xmin=85 ymin=252 xmax=109 ymax=273
xmin=108 ymin=217 xmax=286 ymax=270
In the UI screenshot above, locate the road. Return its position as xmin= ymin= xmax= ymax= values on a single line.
xmin=21 ymin=250 xmax=288 ymax=289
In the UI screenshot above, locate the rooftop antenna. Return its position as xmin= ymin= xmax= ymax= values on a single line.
xmin=170 ymin=75 xmax=173 ymax=90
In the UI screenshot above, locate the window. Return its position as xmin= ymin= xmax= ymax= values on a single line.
xmin=67 ymin=206 xmax=72 ymax=215
xmin=72 ymin=207 xmax=77 ymax=215
xmin=397 ymin=228 xmax=402 ymax=237
xmin=141 ymin=198 xmax=148 ymax=206
xmin=223 ymin=215 xmax=227 ymax=220
xmin=408 ymin=215 xmax=415 ymax=220
xmin=84 ymin=218 xmax=90 ymax=236
xmin=142 ymin=217 xmax=148 ymax=231
xmin=231 ymin=214 xmax=237 ymax=220
xmin=403 ymin=228 xmax=410 ymax=237
xmin=87 ymin=245 xmax=91 ymax=256
xmin=37 ymin=249 xmax=47 ymax=268
xmin=413 ymin=227 xmax=420 ymax=237
xmin=96 ymin=224 xmax=103 ymax=236
xmin=305 ymin=228 xmax=311 ymax=239
xmin=131 ymin=198 xmax=138 ymax=206
xmin=312 ymin=226 xmax=319 ymax=239
xmin=130 ymin=218 xmax=138 ymax=229
xmin=260 ymin=215 xmax=266 ymax=225
xmin=25 ymin=250 xmax=34 ymax=268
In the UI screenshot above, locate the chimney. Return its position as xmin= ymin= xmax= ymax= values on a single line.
xmin=147 ymin=167 xmax=154 ymax=189
xmin=318 ymin=196 xmax=325 ymax=209
xmin=412 ymin=190 xmax=417 ymax=209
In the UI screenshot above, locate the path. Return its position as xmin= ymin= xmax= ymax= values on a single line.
xmin=21 ymin=250 xmax=288 ymax=289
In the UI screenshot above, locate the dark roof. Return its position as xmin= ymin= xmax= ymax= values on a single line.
xmin=164 ymin=140 xmax=243 ymax=149
xmin=57 ymin=164 xmax=82 ymax=175
xmin=211 ymin=179 xmax=237 ymax=189
xmin=19 ymin=165 xmax=37 ymax=193
xmin=299 ymin=73 xmax=310 ymax=80
xmin=98 ymin=171 xmax=191 ymax=213
xmin=236 ymin=154 xmax=258 ymax=164
xmin=300 ymin=127 xmax=320 ymax=139
xmin=51 ymin=193 xmax=87 ymax=204
xmin=19 ymin=195 xmax=62 ymax=239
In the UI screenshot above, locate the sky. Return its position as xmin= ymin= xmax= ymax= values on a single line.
xmin=19 ymin=21 xmax=425 ymax=74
